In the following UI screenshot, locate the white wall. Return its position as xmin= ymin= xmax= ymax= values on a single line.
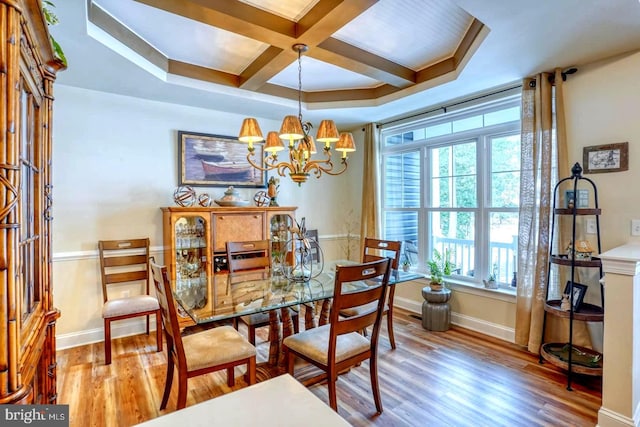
xmin=563 ymin=50 xmax=640 ymax=250
xmin=52 ymin=85 xmax=363 ymax=347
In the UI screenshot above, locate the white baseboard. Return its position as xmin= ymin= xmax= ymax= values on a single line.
xmin=394 ymin=296 xmax=515 ymax=343
xmin=597 ymin=406 xmax=638 ymax=427
xmin=57 ymin=318 xmax=157 ymax=350
xmin=59 ymin=298 xmax=515 ymax=349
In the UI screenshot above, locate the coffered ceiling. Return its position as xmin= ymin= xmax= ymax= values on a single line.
xmin=89 ymin=0 xmax=485 ymax=106
xmin=51 ymin=0 xmax=640 ymax=129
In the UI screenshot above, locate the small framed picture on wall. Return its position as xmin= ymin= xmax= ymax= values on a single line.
xmin=583 ymin=142 xmax=629 ymax=174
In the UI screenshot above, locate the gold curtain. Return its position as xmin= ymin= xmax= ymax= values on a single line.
xmin=359 ymin=123 xmax=380 ymax=249
xmin=515 ymin=69 xmax=572 ymax=352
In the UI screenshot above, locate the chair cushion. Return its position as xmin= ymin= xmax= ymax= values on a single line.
xmin=102 ymin=295 xmax=159 ymax=319
xmin=183 ymin=325 xmax=256 ymax=372
xmin=283 ymin=324 xmax=370 ymax=366
xmin=339 ymin=302 xmax=388 ymax=317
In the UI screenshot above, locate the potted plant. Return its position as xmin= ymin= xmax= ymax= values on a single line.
xmin=401 ymin=254 xmax=411 ymax=272
xmin=483 ymin=265 xmax=498 ymax=289
xmin=427 ymin=248 xmax=454 ymax=291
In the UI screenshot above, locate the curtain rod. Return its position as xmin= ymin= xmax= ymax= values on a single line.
xmin=376 ymin=84 xmax=523 ymax=128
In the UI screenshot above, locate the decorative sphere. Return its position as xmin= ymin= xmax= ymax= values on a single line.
xmin=174 ymin=186 xmax=196 ymax=207
xmin=253 ymin=191 xmax=271 ymax=207
xmin=197 ymin=193 xmax=212 ymax=207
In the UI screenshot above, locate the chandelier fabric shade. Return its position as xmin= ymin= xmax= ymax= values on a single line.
xmin=238 ymin=118 xmax=264 ymax=149
xmin=264 ymin=131 xmax=285 ymax=152
xmin=238 ymin=44 xmax=354 ymax=185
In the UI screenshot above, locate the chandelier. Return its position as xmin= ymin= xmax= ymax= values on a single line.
xmin=238 ymin=43 xmax=356 ymax=185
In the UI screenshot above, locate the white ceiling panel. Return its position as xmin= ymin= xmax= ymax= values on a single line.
xmin=269 ymin=56 xmax=381 ymax=91
xmin=96 ymin=0 xmax=269 ymax=74
xmin=333 ymin=0 xmax=473 ymax=69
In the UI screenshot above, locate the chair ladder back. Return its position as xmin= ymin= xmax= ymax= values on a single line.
xmin=330 ymin=259 xmax=391 ymax=337
xmin=150 ymin=261 xmax=186 ymax=363
xmin=226 ymin=240 xmax=271 ymax=273
xmin=362 ymin=238 xmax=401 ymax=270
xmin=98 ymin=238 xmax=151 ymax=303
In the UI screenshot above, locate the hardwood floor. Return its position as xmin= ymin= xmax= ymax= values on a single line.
xmin=56 ymin=309 xmax=601 ymax=426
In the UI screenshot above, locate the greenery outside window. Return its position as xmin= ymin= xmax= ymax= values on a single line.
xmin=380 ymin=95 xmax=521 ymax=288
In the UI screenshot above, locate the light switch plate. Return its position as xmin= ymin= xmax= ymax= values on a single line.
xmin=586 ymin=218 xmax=597 ymax=234
xmin=632 ymin=220 xmax=640 ymax=236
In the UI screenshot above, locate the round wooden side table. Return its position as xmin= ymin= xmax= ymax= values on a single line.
xmin=421 ymin=286 xmax=452 ymax=331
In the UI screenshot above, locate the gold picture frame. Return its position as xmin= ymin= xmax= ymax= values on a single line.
xmin=178 ymin=131 xmax=266 ymax=188
xmin=583 ymin=142 xmax=628 ymax=174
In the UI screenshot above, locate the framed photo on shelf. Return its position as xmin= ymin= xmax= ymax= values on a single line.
xmin=564 ymin=189 xmax=589 ymax=208
xmin=178 ymin=130 xmax=266 ymax=188
xmin=583 ymin=142 xmax=628 ymax=174
xmin=563 ymin=281 xmax=588 ymax=311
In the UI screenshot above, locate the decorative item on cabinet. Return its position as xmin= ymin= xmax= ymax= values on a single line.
xmin=539 ymin=162 xmax=604 ymax=390
xmin=197 ymin=193 xmax=212 ymax=207
xmin=268 ymin=177 xmax=280 ymax=206
xmin=214 ymin=186 xmax=250 ymax=207
xmin=253 ymin=191 xmax=270 ymax=207
xmin=174 ymin=186 xmax=197 ymax=207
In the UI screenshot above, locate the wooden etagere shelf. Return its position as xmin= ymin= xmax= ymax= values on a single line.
xmin=539 ymin=162 xmax=604 ymax=390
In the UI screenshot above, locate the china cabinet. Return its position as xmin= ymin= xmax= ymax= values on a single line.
xmin=161 ymin=206 xmax=297 ymax=328
xmin=539 ymin=163 xmax=604 ymax=390
xmin=0 ymin=0 xmax=64 ymax=403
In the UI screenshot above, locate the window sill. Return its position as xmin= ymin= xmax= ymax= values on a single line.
xmin=443 ymin=277 xmax=517 ymax=303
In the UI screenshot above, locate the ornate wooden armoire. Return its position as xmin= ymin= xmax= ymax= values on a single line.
xmin=0 ymin=0 xmax=64 ymax=404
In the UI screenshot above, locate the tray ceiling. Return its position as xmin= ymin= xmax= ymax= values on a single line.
xmin=91 ymin=0 xmax=486 ymax=107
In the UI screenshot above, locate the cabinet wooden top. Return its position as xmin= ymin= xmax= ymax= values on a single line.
xmin=161 ymin=206 xmax=297 ymax=213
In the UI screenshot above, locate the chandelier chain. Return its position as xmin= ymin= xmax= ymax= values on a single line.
xmin=297 ymin=48 xmax=303 ymax=124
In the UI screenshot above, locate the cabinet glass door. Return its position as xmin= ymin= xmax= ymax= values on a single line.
xmin=174 ymin=215 xmax=207 ymax=309
xmin=270 ymin=214 xmax=293 ymax=273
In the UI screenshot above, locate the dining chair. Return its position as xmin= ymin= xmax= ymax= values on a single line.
xmin=226 ymin=240 xmax=299 ymax=344
xmin=282 ymin=258 xmax=391 ymax=414
xmin=339 ymin=238 xmax=402 ymax=349
xmin=98 ymin=238 xmax=162 ymax=365
xmin=149 ymin=259 xmax=256 ymax=410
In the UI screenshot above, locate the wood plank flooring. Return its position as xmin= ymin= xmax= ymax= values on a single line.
xmin=56 ymin=309 xmax=601 ymax=426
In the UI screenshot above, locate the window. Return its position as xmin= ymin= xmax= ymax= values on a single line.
xmin=381 ymin=95 xmax=521 ymax=287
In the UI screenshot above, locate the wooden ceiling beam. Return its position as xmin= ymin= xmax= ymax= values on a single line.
xmin=313 ymin=38 xmax=415 ymax=88
xmin=134 ymin=0 xmax=297 ymax=46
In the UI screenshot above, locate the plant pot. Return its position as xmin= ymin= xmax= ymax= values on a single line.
xmin=430 ymin=282 xmax=443 ymax=291
xmin=402 ymin=264 xmax=410 ymax=272
xmin=483 ymin=279 xmax=498 ymax=289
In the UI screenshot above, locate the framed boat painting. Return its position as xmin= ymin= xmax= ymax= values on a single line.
xmin=178 ymin=131 xmax=266 ymax=188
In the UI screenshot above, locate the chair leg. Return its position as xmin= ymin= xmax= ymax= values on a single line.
xmin=146 ymin=314 xmax=150 ymax=335
xmin=247 ymin=357 xmax=256 ymax=385
xmin=232 ymin=318 xmax=239 ymax=330
xmin=285 ymin=348 xmax=295 ymax=375
xmin=104 ymin=319 xmax=112 ymax=365
xmin=369 ymin=353 xmax=383 ymax=414
xmin=248 ymin=325 xmax=256 ymax=346
xmin=155 ymin=310 xmax=163 ymax=352
xmin=176 ymin=372 xmax=188 ymax=410
xmin=160 ymin=357 xmax=175 ymax=410
xmin=227 ymin=367 xmax=235 ymax=387
xmin=328 ymin=369 xmax=338 ymax=412
xmin=386 ymin=310 xmax=396 ymax=350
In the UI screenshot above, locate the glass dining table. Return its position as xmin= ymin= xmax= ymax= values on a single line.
xmin=173 ymin=260 xmax=423 ymax=378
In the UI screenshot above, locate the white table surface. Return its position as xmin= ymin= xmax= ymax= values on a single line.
xmin=135 ymin=374 xmax=351 ymax=426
